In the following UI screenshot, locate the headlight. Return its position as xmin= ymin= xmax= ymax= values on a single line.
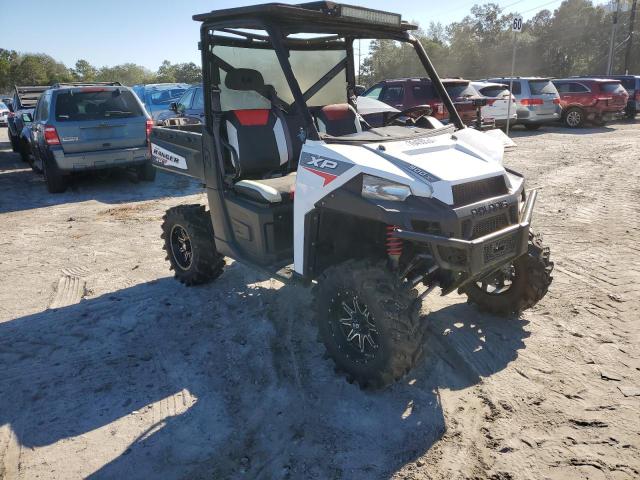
xmin=362 ymin=175 xmax=412 ymax=202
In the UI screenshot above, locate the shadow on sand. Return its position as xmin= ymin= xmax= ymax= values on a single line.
xmin=0 ymin=261 xmax=530 ymax=479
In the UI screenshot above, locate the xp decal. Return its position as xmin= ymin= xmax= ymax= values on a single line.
xmin=300 ymin=152 xmax=354 ymax=186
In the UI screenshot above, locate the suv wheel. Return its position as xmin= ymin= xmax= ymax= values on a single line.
xmin=314 ymin=259 xmax=428 ymax=389
xmin=463 ymin=232 xmax=553 ymax=315
xmin=137 ymin=161 xmax=157 ymax=182
xmin=19 ymin=138 xmax=31 ymax=163
xmin=42 ymin=156 xmax=68 ymax=193
xmin=564 ymin=107 xmax=584 ymax=128
xmin=9 ymin=133 xmax=19 ymax=153
xmin=161 ymin=205 xmax=224 ymax=286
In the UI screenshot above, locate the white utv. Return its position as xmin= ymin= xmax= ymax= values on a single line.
xmin=151 ymin=2 xmax=554 ymax=389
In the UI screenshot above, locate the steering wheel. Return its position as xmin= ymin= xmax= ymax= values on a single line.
xmin=383 ymin=105 xmax=434 ymax=127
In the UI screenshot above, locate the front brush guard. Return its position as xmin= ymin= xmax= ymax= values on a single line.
xmin=394 ymin=190 xmax=537 ymax=285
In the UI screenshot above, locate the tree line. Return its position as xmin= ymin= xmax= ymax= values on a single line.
xmin=1 ymin=0 xmax=637 ymax=94
xmin=360 ymin=0 xmax=639 ymax=85
xmin=0 ymin=52 xmax=201 ymax=93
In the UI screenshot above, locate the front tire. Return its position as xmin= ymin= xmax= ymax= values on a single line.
xmin=463 ymin=232 xmax=553 ymax=316
xmin=161 ymin=204 xmax=224 ymax=286
xmin=314 ymin=259 xmax=427 ymax=389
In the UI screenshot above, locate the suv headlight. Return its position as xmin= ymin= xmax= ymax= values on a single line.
xmin=362 ymin=175 xmax=412 ymax=202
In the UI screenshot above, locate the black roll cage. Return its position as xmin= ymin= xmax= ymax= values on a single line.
xmin=198 ymin=15 xmax=465 ymax=145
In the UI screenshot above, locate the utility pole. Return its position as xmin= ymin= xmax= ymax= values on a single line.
xmin=607 ymin=0 xmax=620 ymax=74
xmin=358 ymin=39 xmax=362 ymax=82
xmin=506 ymin=15 xmax=523 ymax=136
xmin=624 ymin=0 xmax=638 ymax=74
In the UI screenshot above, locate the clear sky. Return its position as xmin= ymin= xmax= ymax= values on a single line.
xmin=3 ymin=0 xmax=607 ymax=71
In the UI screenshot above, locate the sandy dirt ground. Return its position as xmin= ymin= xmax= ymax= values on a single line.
xmin=0 ymin=123 xmax=638 ymax=480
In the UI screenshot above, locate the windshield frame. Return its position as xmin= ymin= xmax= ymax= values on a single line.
xmin=199 ymin=17 xmax=464 ymax=142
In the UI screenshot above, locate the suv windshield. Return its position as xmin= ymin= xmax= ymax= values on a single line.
xmin=55 ymin=89 xmax=143 ymax=121
xmin=149 ymin=87 xmax=188 ymax=105
xmin=445 ymin=83 xmax=477 ymax=99
xmin=528 ymin=80 xmax=557 ymax=95
xmin=479 ymin=85 xmax=509 ymax=97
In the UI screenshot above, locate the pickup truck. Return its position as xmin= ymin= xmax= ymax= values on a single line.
xmin=7 ymin=85 xmax=50 ymax=157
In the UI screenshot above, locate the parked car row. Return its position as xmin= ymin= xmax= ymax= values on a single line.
xmin=131 ymin=83 xmax=190 ymax=122
xmin=1 ymin=72 xmax=637 ymax=195
xmin=362 ymin=74 xmax=639 ymax=129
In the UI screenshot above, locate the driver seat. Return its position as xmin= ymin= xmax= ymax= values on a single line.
xmin=220 ymin=69 xmax=295 ymax=204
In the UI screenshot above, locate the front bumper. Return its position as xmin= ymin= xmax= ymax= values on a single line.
xmin=395 ymin=189 xmax=537 ymax=279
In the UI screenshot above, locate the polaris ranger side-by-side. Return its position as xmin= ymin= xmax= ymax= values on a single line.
xmin=151 ymin=2 xmax=553 ymax=388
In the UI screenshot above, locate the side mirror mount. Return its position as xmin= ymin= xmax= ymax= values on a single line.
xmin=22 ymin=112 xmax=33 ymax=123
xmin=169 ymin=101 xmax=178 ymax=112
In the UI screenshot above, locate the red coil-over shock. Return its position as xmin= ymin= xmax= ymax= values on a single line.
xmin=386 ymin=225 xmax=403 ymax=268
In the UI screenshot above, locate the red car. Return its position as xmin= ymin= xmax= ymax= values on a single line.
xmin=552 ymin=78 xmax=629 ymax=127
xmin=361 ymin=77 xmax=482 ymax=125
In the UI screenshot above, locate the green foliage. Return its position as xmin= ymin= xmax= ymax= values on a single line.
xmin=360 ymin=0 xmax=639 ymax=86
xmin=156 ymin=60 xmax=202 ymax=84
xmin=0 ymin=57 xmax=201 ymax=94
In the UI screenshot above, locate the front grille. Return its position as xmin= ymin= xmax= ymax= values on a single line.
xmin=484 ymin=235 xmax=517 ymax=264
xmin=452 ymin=176 xmax=508 ymax=207
xmin=438 ymin=246 xmax=467 ymax=266
xmin=472 ymin=213 xmax=509 ymax=239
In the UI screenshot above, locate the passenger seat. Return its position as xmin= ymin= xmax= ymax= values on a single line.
xmin=315 ymin=104 xmax=362 ymax=137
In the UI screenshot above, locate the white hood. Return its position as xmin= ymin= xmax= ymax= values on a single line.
xmin=325 ymin=128 xmax=507 ymax=205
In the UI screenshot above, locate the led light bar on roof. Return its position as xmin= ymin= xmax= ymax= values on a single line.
xmin=339 ymin=5 xmax=401 ymax=26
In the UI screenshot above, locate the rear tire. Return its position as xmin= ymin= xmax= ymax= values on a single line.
xmin=9 ymin=133 xmax=19 ymax=153
xmin=161 ymin=204 xmax=224 ymax=286
xmin=524 ymin=124 xmax=541 ymax=131
xmin=19 ymin=138 xmax=31 ymax=163
xmin=563 ymin=107 xmax=585 ymax=128
xmin=137 ymin=161 xmax=156 ymax=182
xmin=463 ymin=232 xmax=553 ymax=316
xmin=313 ymin=259 xmax=428 ymax=389
xmin=42 ymin=156 xmax=68 ymax=193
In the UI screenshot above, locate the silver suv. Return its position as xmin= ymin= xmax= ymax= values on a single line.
xmin=485 ymin=77 xmax=561 ymax=130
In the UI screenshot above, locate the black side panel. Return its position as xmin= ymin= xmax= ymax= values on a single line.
xmin=150 ymin=126 xmax=205 ymax=180
xmin=221 ymin=193 xmax=293 ymax=266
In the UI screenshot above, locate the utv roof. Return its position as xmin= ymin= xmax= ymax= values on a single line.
xmin=193 ymin=2 xmax=418 ymax=35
